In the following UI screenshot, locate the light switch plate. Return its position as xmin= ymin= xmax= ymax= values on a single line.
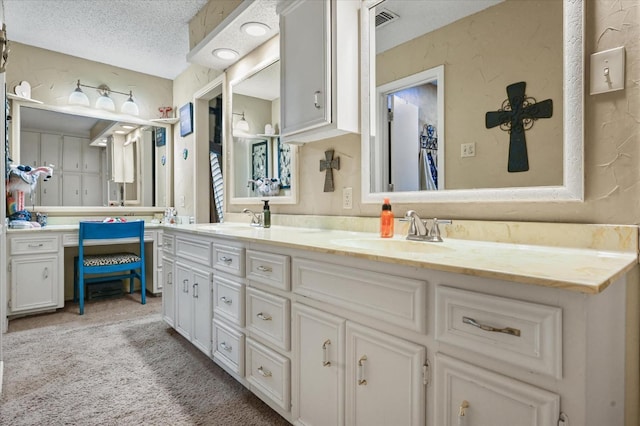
xmin=590 ymin=46 xmax=625 ymax=95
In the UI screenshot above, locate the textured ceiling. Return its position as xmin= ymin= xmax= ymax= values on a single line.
xmin=3 ymin=0 xmax=209 ymax=80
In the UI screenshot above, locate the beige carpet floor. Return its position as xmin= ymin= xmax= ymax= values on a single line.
xmin=2 ymin=295 xmax=290 ymax=425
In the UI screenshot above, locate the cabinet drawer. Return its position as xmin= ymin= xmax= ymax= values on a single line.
xmin=435 ymin=354 xmax=559 ymax=426
xmin=10 ymin=235 xmax=59 ymax=255
xmin=246 ymin=250 xmax=290 ymax=291
xmin=246 ymin=287 xmax=290 ymax=351
xmin=162 ymin=234 xmax=174 ymax=254
xmin=213 ymin=319 xmax=245 ymax=376
xmin=293 ymin=258 xmax=427 ymax=333
xmin=175 ymin=237 xmax=212 ymax=267
xmin=213 ymin=274 xmax=245 ymax=327
xmin=213 ymin=242 xmax=245 ymax=277
xmin=435 ymin=286 xmax=562 ymax=379
xmin=246 ymin=338 xmax=291 ymax=412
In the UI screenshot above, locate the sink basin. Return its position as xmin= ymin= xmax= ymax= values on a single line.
xmin=331 ymin=238 xmax=453 ymax=254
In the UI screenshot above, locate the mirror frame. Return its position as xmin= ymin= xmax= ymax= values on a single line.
xmin=10 ymin=100 xmax=173 ymax=213
xmin=360 ymin=0 xmax=584 ymax=203
xmin=227 ymin=47 xmax=298 ymax=206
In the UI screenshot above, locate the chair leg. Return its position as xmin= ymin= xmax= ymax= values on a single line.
xmin=129 ymin=273 xmax=134 ymax=294
xmin=79 ymin=275 xmax=85 ymax=315
xmin=141 ymin=268 xmax=146 ymax=305
xmin=73 ymin=259 xmax=78 ymax=303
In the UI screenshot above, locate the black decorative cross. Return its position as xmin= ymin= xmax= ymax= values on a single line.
xmin=319 ymin=149 xmax=340 ymax=192
xmin=485 ymin=81 xmax=553 ymax=172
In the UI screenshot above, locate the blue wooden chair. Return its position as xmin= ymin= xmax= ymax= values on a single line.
xmin=74 ymin=220 xmax=146 ymax=315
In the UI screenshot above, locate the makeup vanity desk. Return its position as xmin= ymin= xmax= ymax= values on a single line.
xmin=5 ymin=223 xmax=163 ymax=319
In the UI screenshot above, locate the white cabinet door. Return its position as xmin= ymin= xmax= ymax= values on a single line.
xmin=61 ymin=172 xmax=81 ymax=206
xmin=83 ymin=145 xmax=102 ymax=172
xmin=175 ymin=262 xmax=193 ymax=341
xmin=40 ymin=133 xmax=61 ymax=167
xmin=162 ymin=257 xmax=175 ymax=327
xmin=434 ymin=354 xmax=559 ymax=426
xmin=345 ymin=322 xmax=426 ymax=426
xmin=10 ymin=254 xmax=59 ymax=313
xmin=39 ymin=176 xmax=60 ymax=206
xmin=191 ymin=267 xmax=212 ymax=355
xmin=20 ymin=131 xmax=40 ymax=168
xmin=62 ymin=136 xmax=83 ymax=171
xmin=292 ymin=303 xmax=345 ymax=426
xmin=81 ymin=173 xmax=103 ymax=206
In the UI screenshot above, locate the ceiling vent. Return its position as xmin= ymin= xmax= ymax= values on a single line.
xmin=375 ymin=8 xmax=399 ymax=28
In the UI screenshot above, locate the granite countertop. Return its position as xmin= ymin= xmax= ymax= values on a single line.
xmin=166 ymin=223 xmax=639 ymax=295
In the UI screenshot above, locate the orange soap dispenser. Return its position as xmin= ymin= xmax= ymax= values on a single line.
xmin=380 ymin=197 xmax=394 ymax=238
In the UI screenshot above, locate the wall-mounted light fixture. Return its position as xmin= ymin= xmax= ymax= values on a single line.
xmin=69 ymin=80 xmax=139 ymax=116
xmin=232 ymin=111 xmax=250 ymax=133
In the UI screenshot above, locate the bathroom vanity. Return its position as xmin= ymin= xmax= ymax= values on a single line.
xmin=161 ymin=221 xmax=639 ymax=426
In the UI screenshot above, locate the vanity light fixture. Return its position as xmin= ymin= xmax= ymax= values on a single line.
xmin=241 ymin=22 xmax=270 ymax=37
xmin=232 ymin=111 xmax=250 ymax=133
xmin=68 ymin=80 xmax=139 ymax=115
xmin=212 ymin=48 xmax=239 ymax=60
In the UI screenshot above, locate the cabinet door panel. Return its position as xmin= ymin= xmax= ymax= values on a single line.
xmin=40 ymin=133 xmax=61 ymax=167
xmin=10 ymin=255 xmax=59 ymax=312
xmin=82 ymin=174 xmax=103 ymax=206
xmin=293 ymin=303 xmax=345 ymax=426
xmin=83 ymin=145 xmax=102 ymax=172
xmin=175 ymin=262 xmax=192 ymax=340
xmin=61 ymin=172 xmax=81 ymax=205
xmin=62 ymin=136 xmax=83 ymax=171
xmin=346 ymin=322 xmax=425 ymax=426
xmin=162 ymin=257 xmax=175 ymax=327
xmin=191 ymin=268 xmax=212 ymax=355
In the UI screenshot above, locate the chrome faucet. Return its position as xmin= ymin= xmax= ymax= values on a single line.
xmin=242 ymin=208 xmax=263 ymax=227
xmin=403 ymin=210 xmax=451 ymax=242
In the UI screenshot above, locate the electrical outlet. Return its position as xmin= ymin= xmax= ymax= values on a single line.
xmin=461 ymin=142 xmax=476 ymax=158
xmin=343 ymin=187 xmax=353 ymax=209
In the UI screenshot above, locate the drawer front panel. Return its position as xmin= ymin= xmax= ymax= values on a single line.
xmin=246 ymin=250 xmax=290 ymax=290
xmin=175 ymin=237 xmax=211 ymax=266
xmin=10 ymin=235 xmax=59 ymax=255
xmin=293 ymin=258 xmax=427 ymax=333
xmin=213 ymin=319 xmax=245 ymax=376
xmin=435 ymin=286 xmax=562 ymax=379
xmin=162 ymin=234 xmax=175 ymax=254
xmin=63 ymin=232 xmax=154 ymax=247
xmin=213 ymin=275 xmax=245 ymax=327
xmin=246 ymin=287 xmax=290 ymax=351
xmin=435 ymin=354 xmax=559 ymax=426
xmin=246 ymin=338 xmax=291 ymax=412
xmin=213 ymin=243 xmax=246 ymax=277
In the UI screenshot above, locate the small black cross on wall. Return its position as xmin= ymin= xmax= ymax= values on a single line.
xmin=485 ymin=81 xmax=553 ymax=172
xmin=319 ymin=149 xmax=340 ymax=192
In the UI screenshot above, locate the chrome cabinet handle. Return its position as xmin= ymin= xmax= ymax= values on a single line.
xmin=257 ymin=312 xmax=272 ymax=321
xmin=462 ymin=316 xmax=521 ymax=337
xmin=193 ymin=282 xmax=198 ymax=298
xmin=314 ymin=90 xmax=321 ymax=109
xmin=220 ymin=256 xmax=233 ymax=264
xmin=43 ymin=267 xmax=49 ymax=280
xmin=257 ymin=265 xmax=272 ymax=273
xmin=167 ymin=272 xmax=172 ymax=285
xmin=357 ymin=355 xmax=368 ymax=385
xmin=220 ymin=296 xmax=232 ymax=305
xmin=322 ymin=339 xmax=331 ymax=367
xmin=28 ymin=243 xmax=44 ymax=248
xmin=183 ymin=279 xmax=189 ymax=293
xmin=257 ymin=366 xmax=272 ymax=377
xmin=220 ymin=342 xmax=232 ymax=352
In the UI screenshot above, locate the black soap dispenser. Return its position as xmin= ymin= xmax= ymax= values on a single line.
xmin=262 ymin=200 xmax=271 ymax=228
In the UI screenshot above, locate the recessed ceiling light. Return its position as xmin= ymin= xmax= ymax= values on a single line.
xmin=115 ymin=130 xmax=127 ymax=134
xmin=212 ymin=48 xmax=239 ymax=60
xmin=241 ymin=22 xmax=270 ymax=37
xmin=121 ymin=125 xmax=136 ymax=129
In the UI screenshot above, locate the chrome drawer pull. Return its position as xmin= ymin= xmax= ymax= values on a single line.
xmin=193 ymin=282 xmax=198 ymax=298
xmin=220 ymin=296 xmax=233 ymax=305
xmin=257 ymin=366 xmax=272 ymax=377
xmin=462 ymin=316 xmax=521 ymax=337
xmin=220 ymin=256 xmax=233 ymax=264
xmin=322 ymin=339 xmax=331 ymax=367
xmin=257 ymin=265 xmax=273 ymax=273
xmin=220 ymin=342 xmax=232 ymax=352
xmin=167 ymin=272 xmax=173 ymax=285
xmin=183 ymin=279 xmax=189 ymax=293
xmin=357 ymin=355 xmax=368 ymax=385
xmin=257 ymin=312 xmax=272 ymax=321
xmin=28 ymin=243 xmax=44 ymax=248
xmin=314 ymin=90 xmax=321 ymax=109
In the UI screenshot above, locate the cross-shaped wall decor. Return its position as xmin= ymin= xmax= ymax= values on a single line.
xmin=485 ymin=81 xmax=553 ymax=172
xmin=319 ymin=149 xmax=340 ymax=192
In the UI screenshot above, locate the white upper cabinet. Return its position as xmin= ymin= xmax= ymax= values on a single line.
xmin=278 ymin=0 xmax=359 ymax=144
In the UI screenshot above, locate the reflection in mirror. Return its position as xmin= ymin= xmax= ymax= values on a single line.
xmin=15 ymin=104 xmax=171 ymax=207
xmin=230 ymin=60 xmax=296 ymax=202
xmin=362 ymin=0 xmax=583 ymax=203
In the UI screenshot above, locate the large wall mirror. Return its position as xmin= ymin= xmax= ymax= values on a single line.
xmin=361 ymin=0 xmax=583 ymax=203
xmin=229 ymin=57 xmax=298 ymax=205
xmin=11 ymin=102 xmax=172 ymax=209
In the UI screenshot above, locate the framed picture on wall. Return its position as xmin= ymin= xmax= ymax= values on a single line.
xmin=179 ymin=102 xmax=193 ymax=137
xmin=155 ymin=127 xmax=166 ymax=146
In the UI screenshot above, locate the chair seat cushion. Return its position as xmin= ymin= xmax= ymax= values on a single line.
xmin=83 ymin=252 xmax=141 ymax=267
